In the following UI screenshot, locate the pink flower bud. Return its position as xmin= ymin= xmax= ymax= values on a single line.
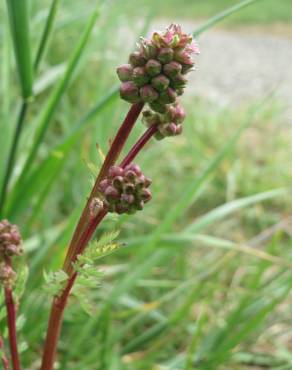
xmin=140 ymin=85 xmax=159 ymax=103
xmin=116 ymin=64 xmax=133 ymax=82
xmin=120 ymin=81 xmax=141 ymax=103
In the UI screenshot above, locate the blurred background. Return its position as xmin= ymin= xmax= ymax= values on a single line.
xmin=0 ymin=0 xmax=292 ymax=369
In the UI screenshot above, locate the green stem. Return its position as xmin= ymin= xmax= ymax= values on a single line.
xmin=0 ymin=101 xmax=28 ymax=216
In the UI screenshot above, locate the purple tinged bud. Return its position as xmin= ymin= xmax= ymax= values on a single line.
xmin=0 ymin=264 xmax=16 ymax=289
xmin=132 ymin=67 xmax=149 ymax=87
xmin=121 ymin=193 xmax=135 ymax=205
xmin=144 ymin=177 xmax=152 ymax=187
xmin=174 ymin=49 xmax=193 ymax=65
xmin=113 ymin=176 xmax=124 ymax=190
xmin=125 ymin=163 xmax=142 ymax=176
xmin=89 ymin=197 xmax=104 ymax=218
xmin=105 ymin=186 xmax=120 ymax=202
xmin=140 ymin=85 xmax=159 ymax=103
xmin=116 ymin=64 xmax=133 ymax=82
xmin=125 ymin=170 xmax=136 ymax=181
xmin=157 ymin=47 xmax=174 ymax=64
xmin=124 ymin=183 xmax=135 ymax=194
xmin=129 ymin=51 xmax=146 ymax=67
xmin=99 ymin=179 xmax=111 ymax=193
xmin=145 ymin=59 xmax=162 ymax=77
xmin=159 ymin=87 xmax=177 ymax=104
xmin=163 ymin=61 xmax=182 ymax=78
xmin=151 ymin=74 xmax=169 ymax=92
xmin=120 ymin=81 xmax=141 ymax=103
xmin=140 ymin=189 xmax=152 ymax=202
xmin=109 ymin=166 xmax=124 ymax=178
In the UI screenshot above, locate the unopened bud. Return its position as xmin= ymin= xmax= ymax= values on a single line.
xmin=140 ymin=85 xmax=159 ymax=103
xmin=145 ymin=59 xmax=162 ymax=77
xmin=132 ymin=67 xmax=149 ymax=87
xmin=150 ymin=101 xmax=167 ymax=114
xmin=89 ymin=198 xmax=104 ymax=218
xmin=129 ymin=51 xmax=146 ymax=67
xmin=157 ymin=48 xmax=174 ymax=64
xmin=158 ymin=87 xmax=177 ymax=104
xmin=163 ymin=61 xmax=182 ymax=78
xmin=151 ymin=75 xmax=169 ymax=92
xmin=116 ymin=64 xmax=133 ymax=82
xmin=120 ymin=81 xmax=141 ymax=103
xmin=0 ymin=264 xmax=16 ymax=289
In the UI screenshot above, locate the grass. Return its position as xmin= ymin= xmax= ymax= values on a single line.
xmin=0 ymin=0 xmax=292 ymax=369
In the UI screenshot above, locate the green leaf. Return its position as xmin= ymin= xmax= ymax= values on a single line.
xmin=43 ymin=269 xmax=68 ymax=296
xmin=6 ymin=0 xmax=33 ymax=100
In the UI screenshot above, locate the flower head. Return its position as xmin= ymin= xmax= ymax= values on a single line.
xmin=98 ymin=164 xmax=152 ymax=215
xmin=0 ymin=220 xmax=22 ymax=260
xmin=116 ymin=24 xmax=199 ymax=110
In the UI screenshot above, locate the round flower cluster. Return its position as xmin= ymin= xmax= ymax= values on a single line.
xmin=0 ymin=219 xmax=22 ymax=288
xmin=117 ymin=24 xmax=199 ymax=107
xmin=0 ymin=219 xmax=22 ymax=259
xmin=98 ymin=164 xmax=152 ymax=215
xmin=142 ymin=101 xmax=186 ymax=139
xmin=117 ymin=24 xmax=199 ymax=139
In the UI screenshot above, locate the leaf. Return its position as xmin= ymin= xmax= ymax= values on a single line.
xmin=6 ymin=0 xmax=33 ymax=100
xmin=43 ymin=269 xmax=68 ymax=296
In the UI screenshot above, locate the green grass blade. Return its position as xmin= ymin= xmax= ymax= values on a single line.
xmin=19 ymin=10 xmax=99 ymax=180
xmin=185 ymin=188 xmax=288 ymax=234
xmin=193 ymin=0 xmax=263 ymax=37
xmin=6 ymin=0 xmax=33 ymax=100
xmin=34 ymin=0 xmax=61 ymax=72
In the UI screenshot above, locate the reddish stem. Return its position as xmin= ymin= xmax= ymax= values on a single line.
xmin=0 ymin=336 xmax=10 ymax=370
xmin=4 ymin=258 xmax=21 ymax=370
xmin=120 ymin=125 xmax=157 ymax=167
xmin=63 ymin=102 xmax=144 ymax=273
xmin=41 ymin=114 xmax=157 ymax=370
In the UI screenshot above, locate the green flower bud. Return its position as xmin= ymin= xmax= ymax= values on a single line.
xmin=145 ymin=59 xmax=162 ymax=77
xmin=140 ymin=85 xmax=159 ymax=103
xmin=158 ymin=87 xmax=177 ymax=104
xmin=151 ymin=74 xmax=169 ymax=92
xmin=157 ymin=47 xmax=174 ymax=64
xmin=163 ymin=61 xmax=182 ymax=78
xmin=171 ymin=74 xmax=187 ymax=89
xmin=132 ymin=67 xmax=149 ymax=87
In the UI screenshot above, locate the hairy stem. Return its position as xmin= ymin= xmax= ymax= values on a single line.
xmin=63 ymin=102 xmax=144 ymax=272
xmin=0 ymin=335 xmax=10 ymax=370
xmin=4 ymin=259 xmax=21 ymax=370
xmin=0 ymin=101 xmax=28 ymax=216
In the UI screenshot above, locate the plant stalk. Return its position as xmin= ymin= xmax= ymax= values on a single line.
xmin=4 ymin=259 xmax=21 ymax=370
xmin=63 ymin=102 xmax=144 ymax=272
xmin=41 ymin=121 xmax=157 ymax=370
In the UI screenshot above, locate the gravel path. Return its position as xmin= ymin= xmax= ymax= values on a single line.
xmin=153 ymin=20 xmax=292 ymax=112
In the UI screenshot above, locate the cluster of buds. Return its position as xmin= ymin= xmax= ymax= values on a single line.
xmin=98 ymin=164 xmax=152 ymax=215
xmin=117 ymin=24 xmax=199 ymax=138
xmin=142 ymin=101 xmax=186 ymax=139
xmin=0 ymin=220 xmax=22 ymax=288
